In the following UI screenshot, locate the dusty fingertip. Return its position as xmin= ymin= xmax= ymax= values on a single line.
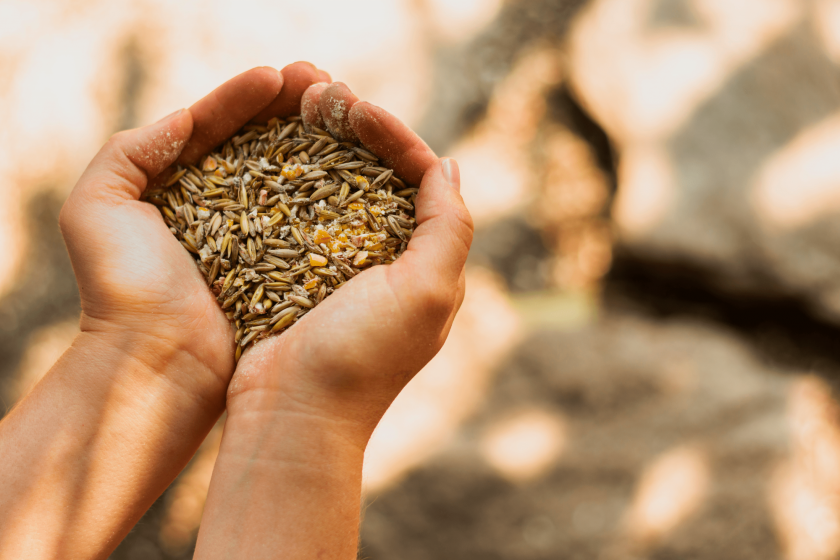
xmin=347 ymin=102 xmax=384 ymax=146
xmin=325 ymin=81 xmax=359 ymax=101
xmin=118 ymin=107 xmax=194 ymax=186
xmin=304 ymin=82 xmax=330 ymax=95
xmin=302 ymin=82 xmax=329 ymax=129
xmin=348 ymin=100 xmax=378 ymax=122
xmin=320 ymin=82 xmax=361 ymax=142
xmin=169 ymin=108 xmax=195 ymax=141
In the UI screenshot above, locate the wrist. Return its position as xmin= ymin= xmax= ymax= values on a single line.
xmin=0 ymin=323 xmax=230 ymax=559
xmin=227 ymin=339 xmax=396 ymax=450
xmin=197 ymin=386 xmax=366 ymax=560
xmin=222 ymin=399 xmax=368 ymax=465
xmin=78 ymin=319 xmax=231 ymax=413
xmin=226 ymin=380 xmax=376 ymax=454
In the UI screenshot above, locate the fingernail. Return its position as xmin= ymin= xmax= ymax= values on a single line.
xmin=442 ymin=158 xmax=460 ymax=192
xmin=155 ymin=108 xmax=184 ymax=124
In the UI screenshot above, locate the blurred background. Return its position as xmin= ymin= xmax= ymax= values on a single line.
xmin=3 ymin=0 xmax=840 ymax=558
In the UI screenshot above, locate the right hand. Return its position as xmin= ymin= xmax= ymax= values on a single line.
xmin=228 ymin=83 xmax=474 ymax=444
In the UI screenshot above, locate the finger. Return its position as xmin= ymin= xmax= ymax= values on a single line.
xmin=392 ymin=158 xmax=473 ymax=290
xmin=346 ymin=103 xmax=469 ymax=287
xmin=251 ymin=61 xmax=321 ymax=123
xmin=318 ymin=69 xmax=332 ymax=82
xmin=177 ymin=67 xmax=283 ymax=166
xmin=301 ymin=82 xmax=329 ymax=130
xmin=318 ymin=82 xmax=360 ymax=143
xmin=75 ymin=109 xmax=194 ymax=203
xmin=348 ymin=101 xmax=437 ymax=185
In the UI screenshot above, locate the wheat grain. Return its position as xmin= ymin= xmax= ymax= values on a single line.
xmin=144 ymin=116 xmax=418 ymax=360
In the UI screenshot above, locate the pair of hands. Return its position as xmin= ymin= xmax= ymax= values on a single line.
xmin=0 ymin=62 xmax=470 ymax=559
xmin=61 ymin=63 xmax=473 ymax=442
xmin=44 ymin=61 xmax=473 ymax=558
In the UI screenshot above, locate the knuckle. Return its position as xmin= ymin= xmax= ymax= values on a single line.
xmin=454 ymin=205 xmax=474 ymax=238
xmin=446 ymin=206 xmax=474 ymax=254
xmin=414 ymin=280 xmax=456 ymax=320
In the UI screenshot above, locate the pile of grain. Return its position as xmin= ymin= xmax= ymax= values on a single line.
xmin=145 ymin=116 xmax=417 ymax=360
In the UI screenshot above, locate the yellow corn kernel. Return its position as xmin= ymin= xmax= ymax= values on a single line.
xmin=303 ymin=277 xmax=321 ymax=291
xmin=202 ymin=156 xmax=218 ymax=172
xmin=281 ymin=164 xmax=304 ymax=180
xmin=309 ymin=253 xmax=328 ymax=267
xmin=313 ymin=229 xmax=332 ymax=244
xmin=348 ymin=202 xmax=365 ymax=210
xmin=355 ymin=176 xmax=370 ymax=190
xmin=353 ymin=251 xmax=369 ymax=267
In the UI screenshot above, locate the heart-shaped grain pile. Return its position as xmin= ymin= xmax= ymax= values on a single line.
xmin=145 ymin=116 xmax=417 ymax=361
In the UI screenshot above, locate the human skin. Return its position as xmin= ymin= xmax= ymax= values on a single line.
xmin=0 ymin=65 xmax=471 ymax=559
xmin=194 ymin=83 xmax=473 ymax=560
xmin=0 ymin=62 xmax=332 ymax=560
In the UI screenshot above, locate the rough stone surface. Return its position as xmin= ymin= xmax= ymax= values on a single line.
xmin=569 ymin=0 xmax=840 ymax=320
xmin=361 ymin=316 xmax=794 ymax=560
xmin=416 ymin=0 xmax=592 ymax=154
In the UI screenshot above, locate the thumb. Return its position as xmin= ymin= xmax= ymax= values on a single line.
xmin=75 ymin=109 xmax=194 ymax=203
xmin=392 ymin=157 xmax=473 ymax=289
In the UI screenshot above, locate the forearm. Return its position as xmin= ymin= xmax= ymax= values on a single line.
xmin=194 ymin=386 xmax=367 ymax=560
xmin=0 ymin=331 xmax=227 ymax=559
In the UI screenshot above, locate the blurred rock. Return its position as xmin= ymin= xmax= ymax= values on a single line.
xmin=469 ymin=217 xmax=555 ymax=293
xmin=360 ymin=315 xmax=792 ymax=559
xmin=417 ymin=0 xmax=591 ymax=154
xmin=0 ymin=190 xmax=80 ymax=404
xmin=570 ymin=0 xmax=840 ymax=321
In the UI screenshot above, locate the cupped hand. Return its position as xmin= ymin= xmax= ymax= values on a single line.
xmin=229 ymin=83 xmax=474 ymax=440
xmin=60 ymin=63 xmax=332 ymax=397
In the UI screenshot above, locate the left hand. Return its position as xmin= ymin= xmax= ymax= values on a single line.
xmin=0 ymin=62 xmax=334 ymax=560
xmin=60 ymin=63 xmax=332 ymax=401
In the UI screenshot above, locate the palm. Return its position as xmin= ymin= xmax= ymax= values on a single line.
xmin=76 ymin=198 xmax=234 ymax=365
xmin=278 ymin=258 xmax=441 ymax=390
xmin=61 ymin=64 xmax=332 ymax=382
